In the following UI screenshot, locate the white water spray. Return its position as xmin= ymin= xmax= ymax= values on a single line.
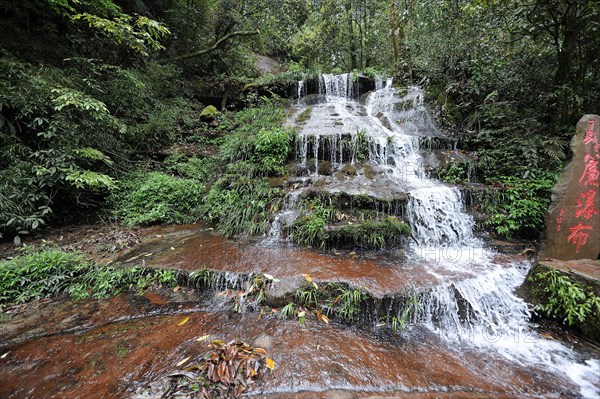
xmin=285 ymin=74 xmax=599 ymax=397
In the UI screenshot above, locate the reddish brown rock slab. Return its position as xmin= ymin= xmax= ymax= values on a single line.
xmin=114 ymin=224 xmax=525 ymax=298
xmin=0 ymin=295 xmax=581 ymax=399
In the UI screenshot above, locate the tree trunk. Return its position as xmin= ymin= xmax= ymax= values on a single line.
xmin=552 ymin=3 xmax=579 ymax=129
xmin=346 ymin=2 xmax=357 ymax=70
xmin=388 ymin=0 xmax=403 ymax=72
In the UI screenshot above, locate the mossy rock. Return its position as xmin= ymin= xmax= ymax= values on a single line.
xmin=286 ymin=162 xmax=309 ymax=177
xmin=306 ymin=159 xmax=333 ymax=176
xmin=326 ymin=217 xmax=410 ymax=250
xmin=295 ymin=107 xmax=313 ymax=125
xmin=339 ymin=163 xmax=357 ymax=176
xmin=360 ymin=163 xmax=378 ymax=179
xmin=200 ymin=105 xmax=219 ymax=120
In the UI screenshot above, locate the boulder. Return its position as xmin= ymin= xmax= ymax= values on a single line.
xmin=540 ymin=114 xmax=600 ymax=260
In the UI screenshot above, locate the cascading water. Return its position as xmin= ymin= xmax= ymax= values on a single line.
xmin=263 ymin=191 xmax=302 ymax=245
xmin=285 ymin=74 xmax=599 ymax=397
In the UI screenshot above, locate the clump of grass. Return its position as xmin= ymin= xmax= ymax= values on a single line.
xmin=0 ymin=249 xmax=177 ymax=310
xmin=328 ymin=217 xmax=411 ymax=249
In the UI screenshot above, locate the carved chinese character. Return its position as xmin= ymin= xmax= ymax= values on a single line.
xmin=556 ymin=207 xmax=565 ymax=231
xmin=575 ymin=190 xmax=599 ymax=220
xmin=579 ymin=155 xmax=599 ymax=187
xmin=583 ymin=119 xmax=597 ymax=146
xmin=567 ymin=223 xmax=593 ymax=253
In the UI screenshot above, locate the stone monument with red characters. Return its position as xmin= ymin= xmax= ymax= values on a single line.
xmin=541 ymin=114 xmax=600 ymax=261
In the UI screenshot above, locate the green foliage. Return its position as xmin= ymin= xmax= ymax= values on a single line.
xmin=110 ymin=172 xmax=204 ymax=226
xmin=280 ymin=302 xmax=297 ymax=320
xmin=253 ymin=128 xmax=293 ymax=176
xmin=286 ymin=281 xmax=369 ymax=324
xmin=220 ymin=102 xmax=292 ymax=178
xmin=328 ymin=217 xmax=411 ymax=250
xmin=352 ymin=130 xmax=369 ymax=162
xmin=201 ymin=173 xmax=282 ymax=237
xmin=71 ymin=11 xmax=170 ymax=57
xmin=165 ymin=154 xmax=220 ymax=182
xmin=435 ymin=163 xmax=470 ymax=184
xmin=386 ymin=294 xmax=420 ymax=333
xmin=331 ymin=285 xmax=367 ymax=322
xmin=292 ymin=215 xmax=329 ymax=249
xmin=0 ymin=249 xmax=177 ymax=309
xmin=479 ymin=175 xmax=556 ymax=239
xmin=531 ymin=269 xmax=600 ymax=327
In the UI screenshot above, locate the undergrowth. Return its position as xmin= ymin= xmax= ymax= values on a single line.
xmin=475 ymin=174 xmax=556 ymax=239
xmin=109 ymin=171 xmax=205 ymax=225
xmin=0 ymin=249 xmax=177 ymax=310
xmin=530 ymin=269 xmax=600 ymax=327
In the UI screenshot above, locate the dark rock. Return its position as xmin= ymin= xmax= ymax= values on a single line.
xmin=540 ymin=114 xmax=600 ymax=260
xmin=306 ymin=159 xmax=333 ymax=175
xmin=286 ymin=163 xmax=309 ymax=177
xmin=265 ymin=276 xmax=304 ymax=307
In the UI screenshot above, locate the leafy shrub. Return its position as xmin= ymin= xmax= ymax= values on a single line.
xmin=478 ymin=174 xmax=556 ymax=239
xmin=435 ymin=163 xmax=470 ymax=184
xmin=165 ymin=154 xmax=220 ymax=182
xmin=0 ymin=57 xmax=122 ymax=239
xmin=253 ymin=128 xmax=293 ymax=176
xmin=531 ymin=269 xmax=600 ymax=327
xmin=0 ymin=249 xmax=177 ymax=309
xmin=220 ymin=101 xmax=293 ymax=177
xmin=110 ymin=171 xmax=205 ymax=225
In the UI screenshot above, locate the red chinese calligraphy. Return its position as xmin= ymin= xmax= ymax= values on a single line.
xmin=579 ymin=155 xmax=599 ymax=187
xmin=583 ymin=119 xmax=597 ymax=145
xmin=567 ymin=223 xmax=593 ymax=253
xmin=575 ymin=190 xmax=599 ymax=220
xmin=556 ymin=207 xmax=565 ymax=231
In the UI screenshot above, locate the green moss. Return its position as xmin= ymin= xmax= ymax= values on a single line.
xmin=327 ymin=217 xmax=410 ymax=250
xmin=200 ymin=105 xmax=219 ymax=119
xmin=339 ymin=163 xmax=357 ymax=176
xmin=295 ymin=107 xmax=313 ymax=124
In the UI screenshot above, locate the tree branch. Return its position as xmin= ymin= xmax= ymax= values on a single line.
xmin=163 ymin=29 xmax=259 ymax=63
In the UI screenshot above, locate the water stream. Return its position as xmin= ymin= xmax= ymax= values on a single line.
xmin=2 ymin=75 xmax=598 ymax=398
xmin=283 ymin=74 xmax=599 ymax=397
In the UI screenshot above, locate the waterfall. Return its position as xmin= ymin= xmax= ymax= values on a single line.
xmin=320 ymin=73 xmax=355 ymax=99
xmin=286 ymin=73 xmax=599 ymax=397
xmin=297 ymin=80 xmax=305 ymax=101
xmin=263 ymin=191 xmax=302 ymax=245
xmin=406 ymin=187 xmax=476 ymax=247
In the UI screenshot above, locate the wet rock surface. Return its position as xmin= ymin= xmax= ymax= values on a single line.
xmin=111 ymin=224 xmax=522 ymax=298
xmin=0 ymin=292 xmax=587 ymax=399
